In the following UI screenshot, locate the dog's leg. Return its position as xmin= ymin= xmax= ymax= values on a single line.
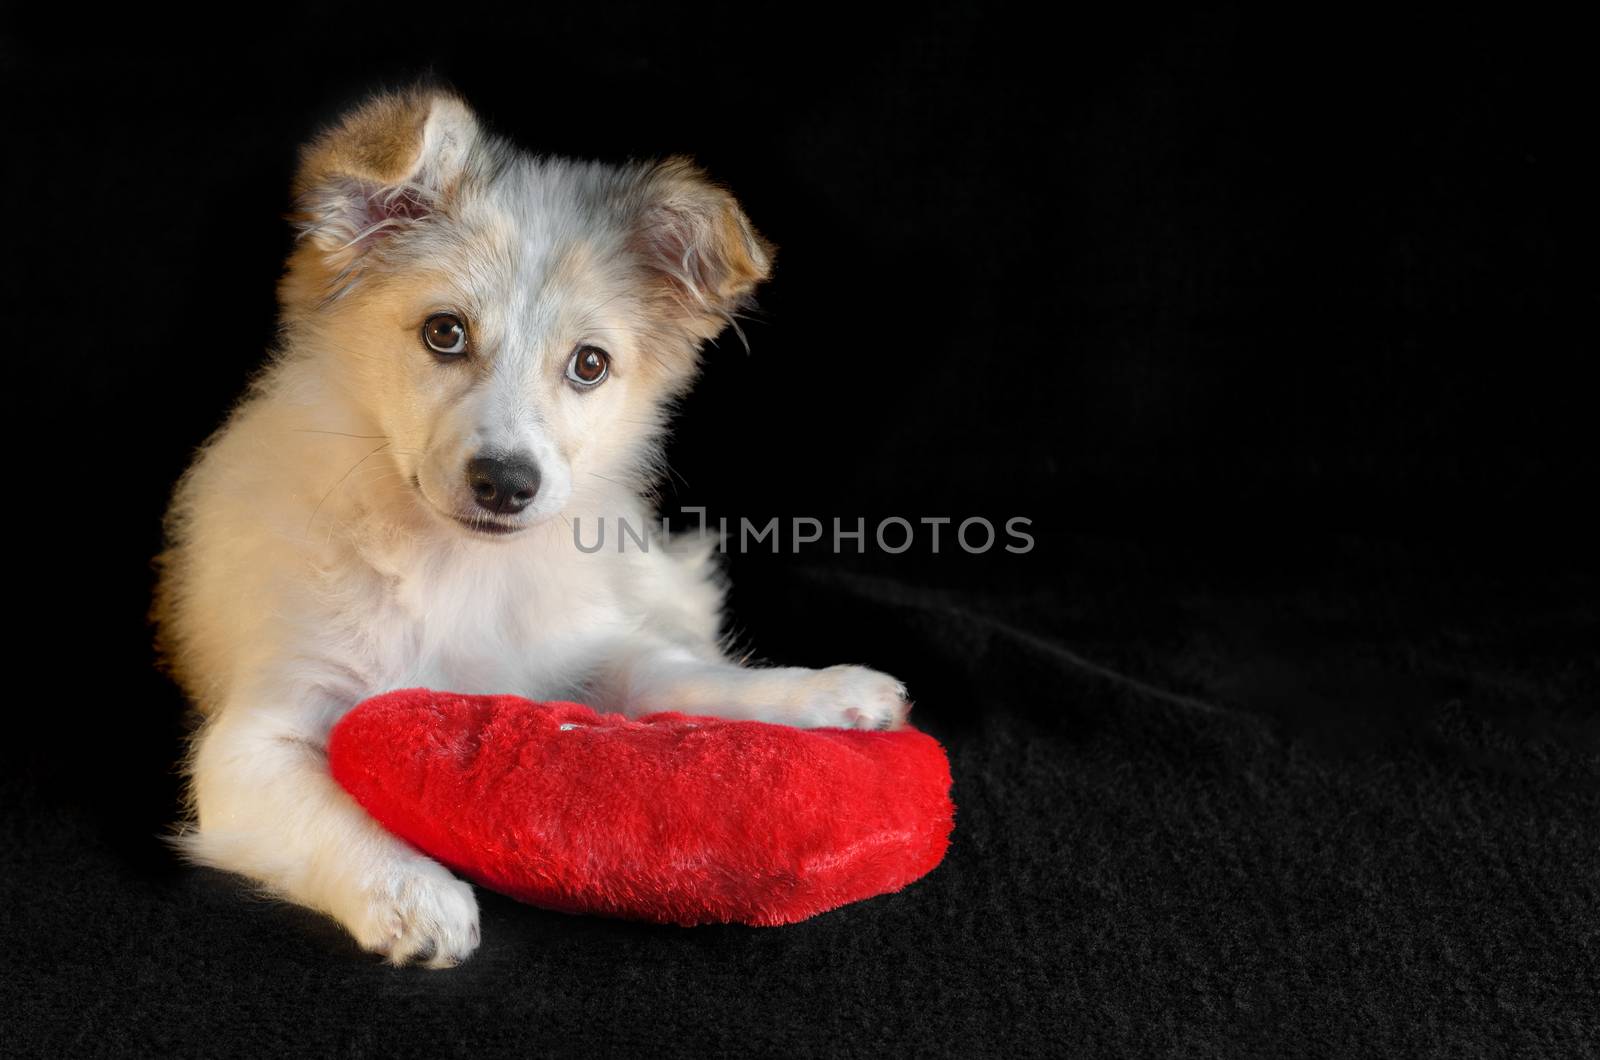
xmin=589 ymin=641 xmax=910 ymax=730
xmin=174 ymin=690 xmax=480 ymax=968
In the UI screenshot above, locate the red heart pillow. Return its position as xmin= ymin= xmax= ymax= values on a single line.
xmin=328 ymin=690 xmax=955 ymax=926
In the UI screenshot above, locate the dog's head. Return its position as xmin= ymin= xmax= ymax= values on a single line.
xmin=279 ymin=87 xmax=771 ymax=537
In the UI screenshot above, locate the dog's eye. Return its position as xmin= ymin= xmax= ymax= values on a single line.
xmin=566 ymin=345 xmax=610 ymax=388
xmin=422 ymin=313 xmax=468 ymax=357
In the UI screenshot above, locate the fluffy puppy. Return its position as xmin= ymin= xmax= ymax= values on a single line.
xmin=154 ymin=87 xmax=908 ymax=967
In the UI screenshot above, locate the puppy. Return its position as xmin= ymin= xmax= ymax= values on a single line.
xmin=154 ymin=87 xmax=908 ymax=967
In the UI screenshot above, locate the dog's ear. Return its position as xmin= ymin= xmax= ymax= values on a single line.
xmin=289 ymin=88 xmax=483 ymax=286
xmin=630 ymin=158 xmax=774 ymax=340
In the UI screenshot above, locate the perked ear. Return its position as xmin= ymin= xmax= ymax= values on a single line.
xmin=289 ymin=88 xmax=483 ymax=285
xmin=631 ymin=158 xmax=774 ymax=339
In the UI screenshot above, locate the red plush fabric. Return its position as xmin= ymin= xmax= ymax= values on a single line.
xmin=328 ymin=690 xmax=955 ymax=926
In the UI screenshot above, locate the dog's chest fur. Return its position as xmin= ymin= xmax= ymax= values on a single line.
xmin=316 ymin=519 xmax=632 ymax=702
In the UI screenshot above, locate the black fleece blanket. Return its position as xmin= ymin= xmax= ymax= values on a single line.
xmin=8 ymin=539 xmax=1596 ymax=1058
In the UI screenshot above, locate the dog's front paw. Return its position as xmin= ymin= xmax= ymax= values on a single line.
xmin=338 ymin=857 xmax=480 ymax=969
xmin=784 ymin=665 xmax=910 ymax=730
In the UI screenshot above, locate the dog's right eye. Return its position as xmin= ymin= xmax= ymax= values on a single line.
xmin=422 ymin=313 xmax=468 ymax=357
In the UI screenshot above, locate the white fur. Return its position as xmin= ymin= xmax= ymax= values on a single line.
xmin=156 ymin=91 xmax=907 ymax=967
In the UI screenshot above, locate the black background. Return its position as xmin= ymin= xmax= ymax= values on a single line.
xmin=6 ymin=5 xmax=1596 ymax=1057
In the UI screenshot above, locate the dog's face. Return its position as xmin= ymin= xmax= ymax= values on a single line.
xmin=279 ymin=90 xmax=771 ymax=536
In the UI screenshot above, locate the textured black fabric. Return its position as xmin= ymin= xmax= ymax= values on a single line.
xmin=7 ymin=541 xmax=1598 ymax=1056
xmin=5 ymin=3 xmax=1594 ymax=1056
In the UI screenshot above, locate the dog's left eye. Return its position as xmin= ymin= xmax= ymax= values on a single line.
xmin=422 ymin=313 xmax=468 ymax=356
xmin=566 ymin=345 xmax=610 ymax=388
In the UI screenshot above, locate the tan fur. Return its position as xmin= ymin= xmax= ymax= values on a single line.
xmin=633 ymin=156 xmax=775 ymax=333
xmin=292 ymin=88 xmax=471 ymax=197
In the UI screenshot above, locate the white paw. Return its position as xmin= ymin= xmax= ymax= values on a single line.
xmin=782 ymin=665 xmax=911 ymax=730
xmin=339 ymin=857 xmax=480 ymax=969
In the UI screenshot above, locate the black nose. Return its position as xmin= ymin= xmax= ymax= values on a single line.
xmin=466 ymin=455 xmax=541 ymax=515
